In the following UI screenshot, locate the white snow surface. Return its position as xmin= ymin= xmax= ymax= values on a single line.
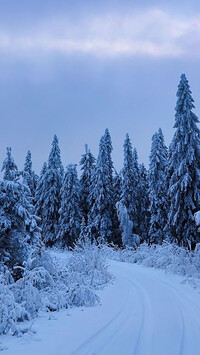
xmin=1 ymin=259 xmax=200 ymax=355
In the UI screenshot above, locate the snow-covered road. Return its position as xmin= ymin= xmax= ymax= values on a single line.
xmin=72 ymin=261 xmax=200 ymax=355
xmin=2 ymin=261 xmax=200 ymax=355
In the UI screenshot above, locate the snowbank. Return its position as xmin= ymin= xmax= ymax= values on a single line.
xmin=0 ymin=240 xmax=112 ymax=336
xmin=103 ymin=242 xmax=200 ymax=288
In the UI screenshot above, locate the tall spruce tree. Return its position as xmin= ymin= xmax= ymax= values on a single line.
xmin=0 ymin=148 xmax=40 ymax=279
xmin=58 ymin=164 xmax=81 ymax=248
xmin=138 ymin=163 xmax=150 ymax=243
xmin=35 ymin=162 xmax=47 ymax=220
xmin=1 ymin=147 xmax=18 ymax=181
xmin=149 ymin=129 xmax=168 ymax=244
xmin=104 ymin=129 xmax=121 ymax=244
xmin=113 ymin=170 xmax=122 ymax=206
xmin=88 ymin=130 xmax=118 ymax=243
xmin=168 ymin=74 xmax=200 ymax=248
xmin=121 ymin=134 xmax=134 ymax=219
xmin=23 ymin=150 xmax=38 ymax=199
xmin=104 ymin=128 xmax=114 ymax=176
xmin=121 ymin=134 xmax=140 ymax=236
xmin=79 ymin=144 xmax=95 ymax=223
xmin=132 ymin=148 xmax=140 ymax=235
xmin=41 ymin=135 xmax=63 ymax=246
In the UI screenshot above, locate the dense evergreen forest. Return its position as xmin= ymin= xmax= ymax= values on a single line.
xmin=1 ymin=73 xmax=200 ymax=281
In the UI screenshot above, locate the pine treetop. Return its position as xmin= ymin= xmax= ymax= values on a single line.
xmin=24 ymin=150 xmax=32 ymax=173
xmin=1 ymin=148 xmax=18 ymax=182
xmin=48 ymin=135 xmax=63 ymax=172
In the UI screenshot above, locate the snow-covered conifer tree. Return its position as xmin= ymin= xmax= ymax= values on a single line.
xmin=35 ymin=162 xmax=47 ymax=221
xmin=113 ymin=170 xmax=122 ymax=206
xmin=149 ymin=129 xmax=168 ymax=244
xmin=0 ymin=148 xmax=40 ymax=279
xmin=23 ymin=150 xmax=38 ymax=199
xmin=40 ymin=135 xmax=63 ymax=246
xmin=116 ymin=201 xmax=133 ymax=247
xmin=138 ymin=163 xmax=150 ymax=243
xmin=104 ymin=129 xmax=120 ymax=244
xmin=121 ymin=134 xmax=134 ymax=216
xmin=79 ymin=144 xmax=95 ymax=223
xmin=88 ymin=130 xmax=118 ymax=243
xmin=167 ymin=74 xmax=200 ymax=248
xmin=58 ymin=164 xmax=81 ymax=248
xmin=104 ymin=128 xmax=114 ymax=175
xmin=121 ymin=135 xmax=140 ymax=236
xmin=79 ymin=217 xmax=88 ymax=242
xmin=132 ymin=148 xmax=140 ymax=235
xmin=1 ymin=147 xmax=18 ymax=181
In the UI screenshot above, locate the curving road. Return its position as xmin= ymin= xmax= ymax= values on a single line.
xmin=72 ymin=261 xmax=200 ymax=355
xmin=3 ymin=260 xmax=200 ymax=355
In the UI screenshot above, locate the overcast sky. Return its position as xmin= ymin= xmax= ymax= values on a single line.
xmin=0 ymin=0 xmax=200 ymax=173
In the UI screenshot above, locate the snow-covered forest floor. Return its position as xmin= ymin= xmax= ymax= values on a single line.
xmin=2 ymin=244 xmax=200 ymax=354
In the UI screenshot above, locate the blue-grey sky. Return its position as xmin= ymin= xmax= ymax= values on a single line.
xmin=1 ymin=0 xmax=200 ymax=173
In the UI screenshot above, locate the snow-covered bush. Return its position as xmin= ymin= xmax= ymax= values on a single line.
xmin=68 ymin=284 xmax=100 ymax=307
xmin=0 ymin=234 xmax=113 ymax=335
xmin=107 ymin=242 xmax=200 ymax=281
xmin=10 ymin=247 xmax=55 ymax=317
xmin=50 ymin=232 xmax=112 ymax=308
xmin=18 ymin=248 xmax=67 ymax=313
xmin=0 ymin=269 xmax=27 ymax=335
xmin=41 ymin=281 xmax=69 ymax=311
xmin=26 ymin=247 xmax=55 ymax=278
xmin=12 ymin=271 xmax=42 ymax=319
xmin=67 ymin=234 xmax=112 ymax=291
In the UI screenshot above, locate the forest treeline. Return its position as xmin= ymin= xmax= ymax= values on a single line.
xmin=1 ymin=73 xmax=200 ymax=279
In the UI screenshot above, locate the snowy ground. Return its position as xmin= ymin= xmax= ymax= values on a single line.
xmin=1 ymin=260 xmax=200 ymax=355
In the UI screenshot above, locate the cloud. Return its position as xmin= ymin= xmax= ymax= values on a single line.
xmin=0 ymin=9 xmax=200 ymax=59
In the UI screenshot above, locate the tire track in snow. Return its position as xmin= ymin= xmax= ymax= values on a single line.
xmin=72 ymin=260 xmax=200 ymax=355
xmin=152 ymin=273 xmax=200 ymax=355
xmin=135 ymin=275 xmax=186 ymax=355
xmin=4 ymin=260 xmax=200 ymax=355
xmin=127 ymin=263 xmax=200 ymax=355
xmin=119 ymin=265 xmax=186 ymax=355
xmin=72 ymin=269 xmax=148 ymax=355
xmin=149 ymin=274 xmax=187 ymax=355
xmin=113 ymin=262 xmax=197 ymax=355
